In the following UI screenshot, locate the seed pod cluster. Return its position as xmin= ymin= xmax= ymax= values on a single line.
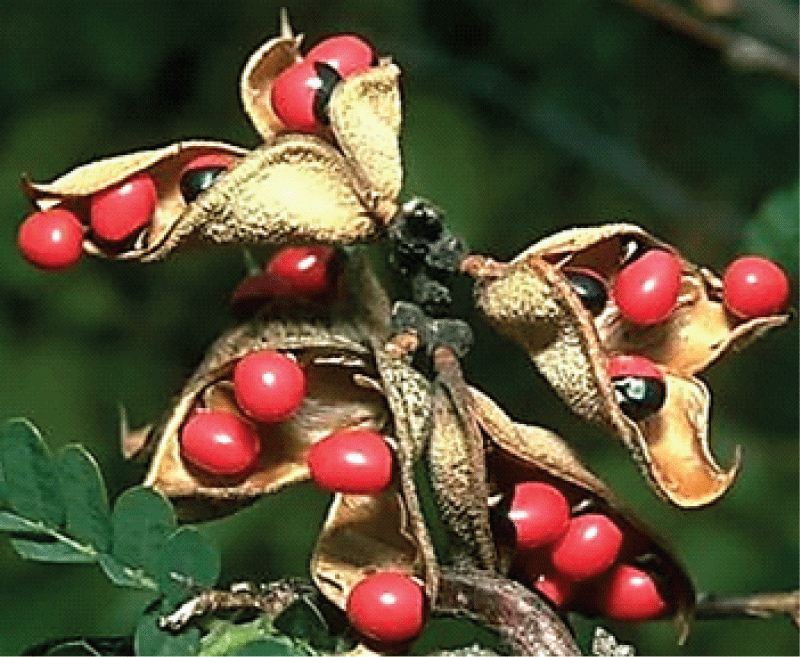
xmin=15 ymin=14 xmax=794 ymax=655
xmin=125 ymin=252 xmax=439 ymax=645
xmin=465 ymin=224 xmax=791 ymax=508
xmin=20 ymin=16 xmax=401 ymax=263
xmin=469 ymin=387 xmax=695 ymax=633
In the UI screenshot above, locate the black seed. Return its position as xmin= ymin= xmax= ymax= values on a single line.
xmin=312 ymin=62 xmax=343 ymax=126
xmin=565 ymin=270 xmax=607 ymax=316
xmin=180 ymin=166 xmax=227 ymax=203
xmin=612 ymin=376 xmax=666 ymax=421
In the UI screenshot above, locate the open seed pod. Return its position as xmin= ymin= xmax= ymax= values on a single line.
xmin=128 ymin=253 xmax=439 ymax=617
xmin=463 ymin=224 xmax=791 ymax=508
xmin=21 ymin=15 xmax=402 ymax=262
xmin=469 ymin=387 xmax=695 ymax=636
xmin=240 ymin=15 xmax=402 ymax=208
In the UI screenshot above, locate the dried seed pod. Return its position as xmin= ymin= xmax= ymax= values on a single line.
xmin=464 ymin=224 xmax=791 ymax=508
xmin=468 ymin=387 xmax=695 ymax=635
xmin=21 ymin=14 xmax=402 ymax=261
xmin=127 ymin=253 xmax=439 ymax=611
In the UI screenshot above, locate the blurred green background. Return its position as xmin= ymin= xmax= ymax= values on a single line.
xmin=0 ymin=1 xmax=797 ymax=654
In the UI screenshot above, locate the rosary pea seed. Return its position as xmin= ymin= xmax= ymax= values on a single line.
xmin=180 ymin=410 xmax=261 ymax=476
xmin=90 ymin=173 xmax=157 ymax=243
xmin=613 ymin=249 xmax=682 ymax=325
xmin=18 ymin=207 xmax=84 ymax=271
xmin=307 ymin=429 xmax=394 ymax=495
xmin=233 ymin=350 xmax=307 ymax=423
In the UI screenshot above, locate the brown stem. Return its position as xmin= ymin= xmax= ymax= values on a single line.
xmin=695 ymin=589 xmax=800 ymax=626
xmin=436 ymin=566 xmax=582 ymax=656
xmin=614 ymin=0 xmax=799 ymax=82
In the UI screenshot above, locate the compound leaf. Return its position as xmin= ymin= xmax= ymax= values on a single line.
xmin=155 ymin=526 xmax=221 ymax=604
xmin=111 ymin=485 xmax=176 ymax=574
xmin=0 ymin=418 xmax=65 ymax=528
xmin=10 ymin=535 xmax=96 ymax=563
xmin=57 ymin=444 xmax=113 ymax=552
xmin=97 ymin=553 xmax=158 ymax=590
xmin=0 ymin=510 xmax=51 ymax=534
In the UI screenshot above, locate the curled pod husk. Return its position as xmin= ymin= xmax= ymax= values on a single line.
xmin=127 ymin=253 xmax=439 ymax=607
xmin=463 ymin=224 xmax=791 ymax=508
xmin=22 ymin=15 xmax=402 ymax=260
xmin=469 ymin=387 xmax=696 ymax=638
xmin=240 ymin=15 xmax=402 ymax=208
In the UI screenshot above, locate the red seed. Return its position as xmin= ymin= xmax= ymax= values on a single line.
xmin=266 ymin=245 xmax=337 ymax=297
xmin=607 ymin=354 xmax=663 ymax=381
xmin=531 ymin=570 xmax=574 ymax=610
xmin=598 ymin=564 xmax=668 ymax=621
xmin=233 ymin=350 xmax=307 ymax=423
xmin=722 ymin=256 xmax=791 ymax=320
xmin=613 ymin=249 xmax=682 ymax=325
xmin=270 ymin=59 xmax=324 ymax=133
xmin=90 ymin=173 xmax=157 ymax=243
xmin=307 ymin=35 xmax=374 ymax=77
xmin=508 ymin=482 xmax=571 ymax=550
xmin=307 ymin=429 xmax=393 ymax=495
xmin=18 ymin=207 xmax=84 ymax=270
xmin=346 ymin=572 xmax=426 ymax=644
xmin=180 ymin=410 xmax=261 ymax=476
xmin=550 ymin=513 xmax=623 ymax=581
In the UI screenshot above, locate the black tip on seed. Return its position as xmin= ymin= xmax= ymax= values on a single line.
xmin=612 ymin=376 xmax=666 ymax=421
xmin=312 ymin=62 xmax=342 ymax=126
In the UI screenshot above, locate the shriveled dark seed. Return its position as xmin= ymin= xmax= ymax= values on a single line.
xmin=312 ymin=62 xmax=343 ymax=126
xmin=565 ymin=270 xmax=607 ymax=316
xmin=612 ymin=376 xmax=666 ymax=421
xmin=180 ymin=167 xmax=227 ymax=203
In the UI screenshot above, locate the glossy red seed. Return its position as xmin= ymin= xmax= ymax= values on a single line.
xmin=180 ymin=410 xmax=261 ymax=476
xmin=233 ymin=350 xmax=306 ymax=423
xmin=598 ymin=564 xmax=668 ymax=621
xmin=307 ymin=429 xmax=393 ymax=495
xmin=18 ymin=208 xmax=84 ymax=270
xmin=722 ymin=256 xmax=791 ymax=320
xmin=307 ymin=35 xmax=374 ymax=77
xmin=270 ymin=59 xmax=323 ymax=133
xmin=613 ymin=249 xmax=682 ymax=325
xmin=266 ymin=246 xmax=337 ymax=296
xmin=230 ymin=271 xmax=293 ymax=312
xmin=90 ymin=173 xmax=157 ymax=243
xmin=181 ymin=153 xmax=237 ymax=173
xmin=607 ymin=354 xmax=663 ymax=382
xmin=532 ymin=570 xmax=574 ymax=610
xmin=550 ymin=513 xmax=623 ymax=581
xmin=346 ymin=572 xmax=426 ymax=644
xmin=508 ymin=482 xmax=571 ymax=550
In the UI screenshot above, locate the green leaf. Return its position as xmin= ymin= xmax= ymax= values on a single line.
xmin=274 ymin=599 xmax=340 ymax=653
xmin=199 ymin=618 xmax=285 ymax=657
xmin=134 ymin=608 xmax=200 ymax=656
xmin=155 ymin=527 xmax=221 ymax=604
xmin=0 ymin=418 xmax=65 ymax=527
xmin=231 ymin=638 xmax=303 ymax=656
xmin=97 ymin=553 xmax=158 ymax=590
xmin=111 ymin=486 xmax=176 ymax=574
xmin=57 ymin=444 xmax=113 ymax=552
xmin=0 ymin=509 xmax=51 ymax=534
xmin=10 ymin=536 xmax=96 ymax=563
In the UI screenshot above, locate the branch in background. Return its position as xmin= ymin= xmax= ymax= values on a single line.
xmin=695 ymin=590 xmax=800 ymax=626
xmin=393 ymin=42 xmax=747 ymax=243
xmin=615 ymin=0 xmax=799 ymax=83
